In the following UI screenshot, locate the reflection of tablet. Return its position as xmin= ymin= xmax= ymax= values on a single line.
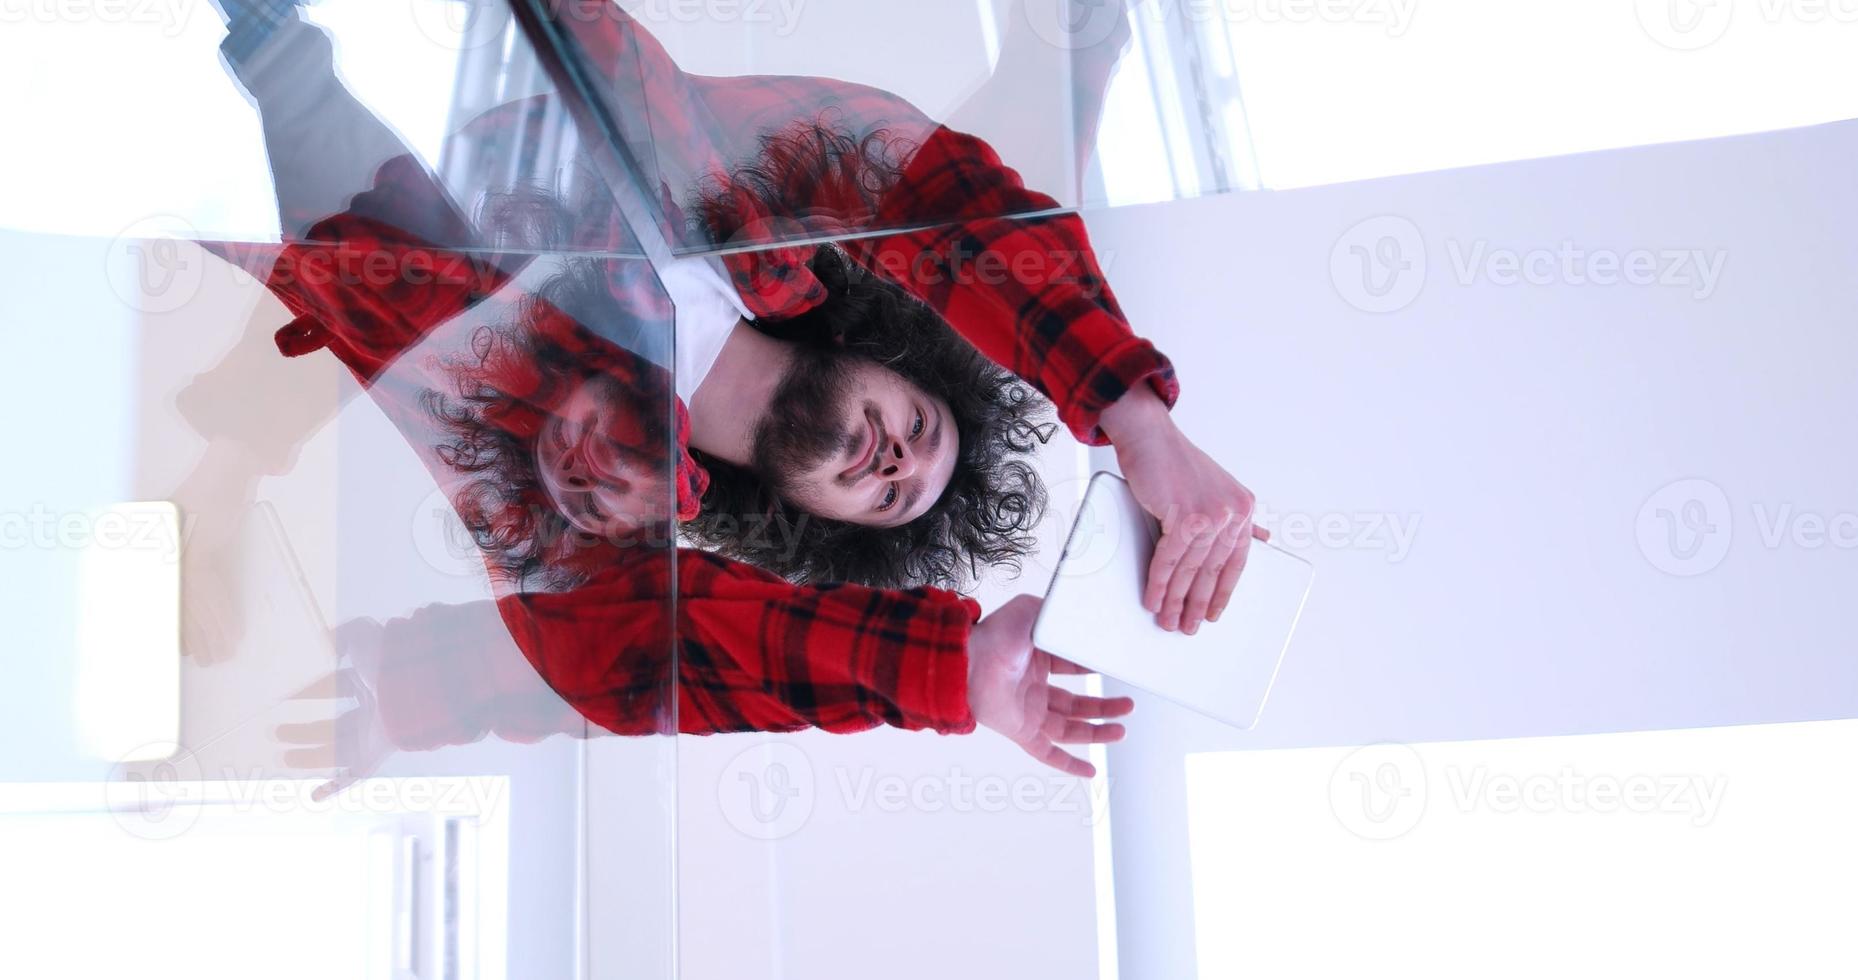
xmin=177 ymin=500 xmax=337 ymax=774
xmin=1031 ymin=472 xmax=1314 ymax=730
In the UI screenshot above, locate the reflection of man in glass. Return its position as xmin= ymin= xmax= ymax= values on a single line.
xmin=186 ymin=0 xmax=1264 ymax=792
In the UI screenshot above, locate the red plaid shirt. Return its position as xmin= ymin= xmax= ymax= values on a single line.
xmin=221 ymin=4 xmax=1177 ymax=749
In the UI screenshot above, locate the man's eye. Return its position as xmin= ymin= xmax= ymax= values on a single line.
xmin=910 ymin=409 xmax=925 ymax=440
xmin=879 ymin=484 xmax=899 ymax=511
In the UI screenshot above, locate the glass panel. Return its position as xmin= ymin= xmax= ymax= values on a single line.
xmin=0 ymin=5 xmax=679 ymax=977
xmin=473 ymin=0 xmax=1261 ymax=256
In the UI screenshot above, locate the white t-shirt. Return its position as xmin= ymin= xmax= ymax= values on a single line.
xmin=660 ymin=254 xmax=755 ymax=404
xmin=437 ymin=250 xmax=751 ymax=407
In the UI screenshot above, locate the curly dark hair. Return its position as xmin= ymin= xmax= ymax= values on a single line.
xmin=423 ymin=258 xmax=680 ymax=592
xmin=680 ymin=115 xmax=1058 ymax=591
xmin=682 ymin=244 xmax=1056 ymax=591
xmin=425 ymin=113 xmax=1057 ymax=592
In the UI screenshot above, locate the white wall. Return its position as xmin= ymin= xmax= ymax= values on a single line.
xmin=1083 ymin=117 xmax=1858 ymax=977
xmin=651 ymin=443 xmax=1107 ymax=980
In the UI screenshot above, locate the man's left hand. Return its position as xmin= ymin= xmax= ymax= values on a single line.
xmin=1100 ymin=386 xmax=1269 ymax=634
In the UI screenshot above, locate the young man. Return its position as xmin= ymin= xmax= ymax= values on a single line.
xmin=189 ymin=0 xmax=1261 ymax=793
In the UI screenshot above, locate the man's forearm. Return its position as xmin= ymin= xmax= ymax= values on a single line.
xmin=1098 ymin=376 xmax=1175 ymax=446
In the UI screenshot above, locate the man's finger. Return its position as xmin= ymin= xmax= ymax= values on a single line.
xmin=1047 ymin=655 xmax=1093 ymax=676
xmin=1207 ymin=524 xmax=1257 ymax=623
xmin=1253 ymin=524 xmax=1271 ymax=543
xmin=274 ymin=719 xmax=337 ymax=745
xmin=1182 ymin=522 xmax=1244 ymax=634
xmin=1046 ymin=716 xmax=1126 ymax=744
xmin=1049 ymin=688 xmax=1135 ymax=719
xmin=282 ymin=745 xmax=337 ymax=769
xmin=1026 ymin=738 xmax=1095 ymax=779
xmin=1142 ymin=520 xmax=1196 ymax=614
xmin=311 ymin=772 xmax=358 ymax=804
xmin=1158 ymin=518 xmax=1227 ymax=630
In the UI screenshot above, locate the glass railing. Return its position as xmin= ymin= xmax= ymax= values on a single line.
xmin=1 ymin=4 xmax=680 ymax=976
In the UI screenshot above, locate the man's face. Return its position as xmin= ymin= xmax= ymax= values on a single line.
xmin=536 ymin=352 xmax=960 ymax=535
xmin=535 ymin=373 xmax=669 ymax=541
xmin=753 ymin=348 xmax=960 ymax=528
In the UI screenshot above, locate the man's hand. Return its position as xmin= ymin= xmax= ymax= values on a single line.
xmin=967 ymin=594 xmax=1134 ymax=778
xmin=1100 ymin=385 xmax=1269 ymax=635
xmin=172 ymin=442 xmax=265 ymax=664
xmin=277 ymin=666 xmax=395 ymax=803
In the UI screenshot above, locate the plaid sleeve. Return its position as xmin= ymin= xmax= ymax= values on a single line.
xmin=204 ymin=9 xmax=511 ymax=379
xmin=339 ymin=603 xmax=591 ymax=752
xmin=506 ymin=549 xmax=981 ymax=737
xmin=359 ymin=549 xmax=979 ymax=748
xmin=215 ymin=0 xmax=305 ymax=63
xmin=849 ymin=127 xmax=1180 ymax=446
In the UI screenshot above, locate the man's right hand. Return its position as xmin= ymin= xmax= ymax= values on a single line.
xmin=966 ymin=594 xmax=1133 ymax=778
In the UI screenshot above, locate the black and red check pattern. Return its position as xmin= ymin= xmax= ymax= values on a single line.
xmin=219 ymin=2 xmax=1177 ymax=746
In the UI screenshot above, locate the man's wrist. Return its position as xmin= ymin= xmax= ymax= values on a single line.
xmin=1098 ymin=382 xmax=1172 ymax=444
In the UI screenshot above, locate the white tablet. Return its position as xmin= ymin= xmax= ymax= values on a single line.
xmin=1031 ymin=472 xmax=1314 ymax=730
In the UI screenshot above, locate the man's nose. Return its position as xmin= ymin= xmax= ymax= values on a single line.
xmin=877 ymin=436 xmax=918 ymax=481
xmin=557 ymin=444 xmax=595 ymax=489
